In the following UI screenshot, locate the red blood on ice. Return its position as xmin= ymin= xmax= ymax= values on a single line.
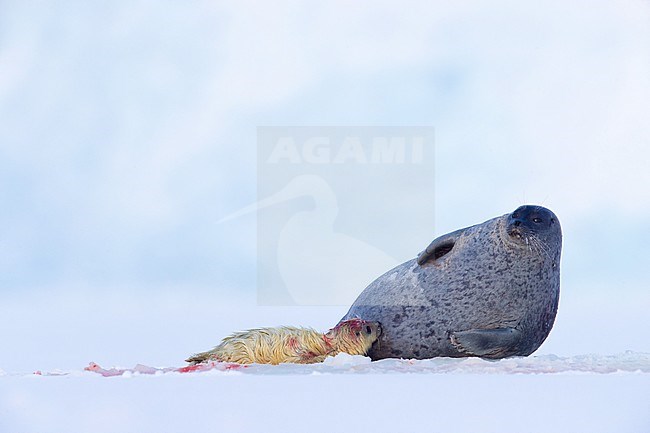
xmin=224 ymin=363 xmax=245 ymax=370
xmin=84 ymin=362 xmax=127 ymax=377
xmin=176 ymin=362 xmax=246 ymax=373
xmin=83 ymin=360 xmax=248 ymax=376
xmin=85 ymin=362 xmax=100 ymax=371
xmin=176 ymin=364 xmax=208 ymax=373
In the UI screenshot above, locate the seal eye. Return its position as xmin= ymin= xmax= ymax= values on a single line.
xmin=366 ymin=326 xmax=372 ymax=334
xmin=355 ymin=331 xmax=360 ymax=337
xmin=532 ymin=217 xmax=543 ymax=223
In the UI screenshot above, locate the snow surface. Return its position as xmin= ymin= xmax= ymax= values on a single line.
xmin=1 ymin=353 xmax=649 ymax=433
xmin=1 ymin=292 xmax=649 ymax=433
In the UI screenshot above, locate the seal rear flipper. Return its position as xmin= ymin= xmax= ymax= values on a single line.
xmin=450 ymin=328 xmax=522 ymax=358
xmin=417 ymin=227 xmax=468 ymax=265
xmin=185 ymin=350 xmax=214 ymax=365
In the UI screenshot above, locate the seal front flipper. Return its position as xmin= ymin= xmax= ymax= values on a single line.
xmin=450 ymin=328 xmax=522 ymax=358
xmin=417 ymin=227 xmax=469 ymax=265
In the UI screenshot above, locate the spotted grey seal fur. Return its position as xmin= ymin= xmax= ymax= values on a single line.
xmin=342 ymin=205 xmax=562 ymax=360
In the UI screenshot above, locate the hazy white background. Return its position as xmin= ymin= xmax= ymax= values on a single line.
xmin=1 ymin=2 xmax=649 ymax=432
xmin=1 ymin=0 xmax=649 ymax=390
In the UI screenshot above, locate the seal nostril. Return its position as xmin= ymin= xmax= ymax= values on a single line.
xmin=514 ymin=220 xmax=521 ymax=227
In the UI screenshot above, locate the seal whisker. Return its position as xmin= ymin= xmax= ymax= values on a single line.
xmin=525 ymin=235 xmax=533 ymax=253
xmin=528 ymin=235 xmax=538 ymax=254
xmin=539 ymin=239 xmax=552 ymax=261
xmin=530 ymin=235 xmax=552 ymax=261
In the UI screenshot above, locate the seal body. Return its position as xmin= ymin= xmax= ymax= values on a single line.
xmin=186 ymin=319 xmax=381 ymax=365
xmin=342 ymin=205 xmax=562 ymax=360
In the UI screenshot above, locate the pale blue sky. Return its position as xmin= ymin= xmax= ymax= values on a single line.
xmin=1 ymin=0 xmax=649 ymax=300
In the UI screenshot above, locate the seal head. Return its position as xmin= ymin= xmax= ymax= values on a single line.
xmin=326 ymin=318 xmax=382 ymax=356
xmin=506 ymin=205 xmax=559 ymax=249
xmin=342 ymin=205 xmax=562 ymax=360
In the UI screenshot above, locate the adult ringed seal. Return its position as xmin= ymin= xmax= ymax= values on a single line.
xmin=342 ymin=205 xmax=562 ymax=360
